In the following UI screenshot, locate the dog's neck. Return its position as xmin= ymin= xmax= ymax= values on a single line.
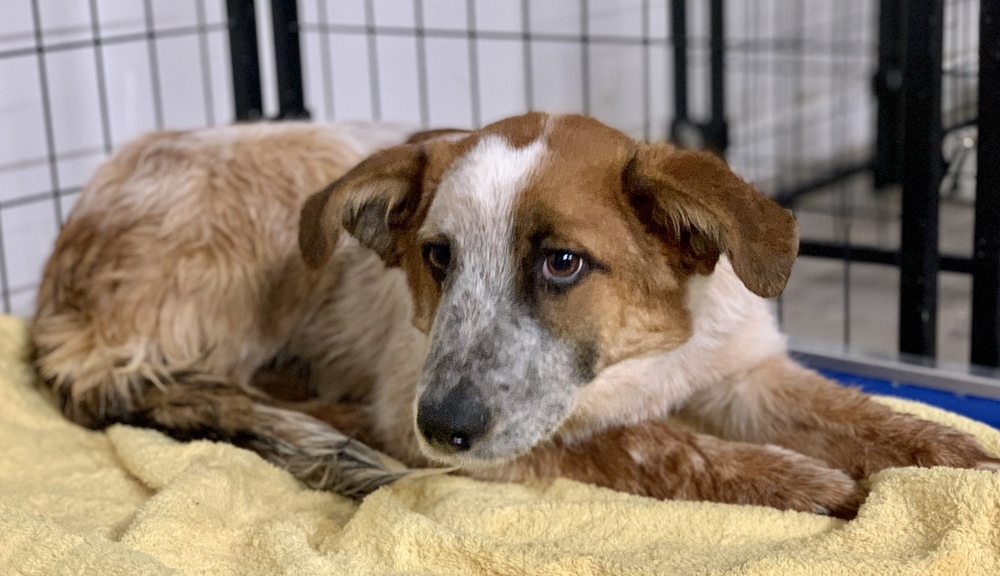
xmin=559 ymin=257 xmax=787 ymax=442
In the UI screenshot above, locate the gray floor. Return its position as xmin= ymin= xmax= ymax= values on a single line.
xmin=778 ymin=174 xmax=976 ymax=364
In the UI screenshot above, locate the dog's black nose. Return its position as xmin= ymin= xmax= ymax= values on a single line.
xmin=417 ymin=389 xmax=490 ymax=453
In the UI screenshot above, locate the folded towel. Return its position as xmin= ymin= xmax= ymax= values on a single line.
xmin=1 ymin=314 xmax=998 ymax=575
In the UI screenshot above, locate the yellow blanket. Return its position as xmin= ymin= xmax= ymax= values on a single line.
xmin=2 ymin=314 xmax=999 ymax=576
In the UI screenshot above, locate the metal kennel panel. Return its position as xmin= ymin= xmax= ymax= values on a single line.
xmin=680 ymin=0 xmax=996 ymax=366
xmin=0 ymin=0 xmax=997 ymax=371
xmin=971 ymin=0 xmax=1000 ymax=367
xmin=0 ymin=0 xmax=234 ymax=314
xmin=291 ymin=0 xmax=675 ymax=140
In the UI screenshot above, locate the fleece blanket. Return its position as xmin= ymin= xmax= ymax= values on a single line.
xmin=2 ymin=315 xmax=1000 ymax=575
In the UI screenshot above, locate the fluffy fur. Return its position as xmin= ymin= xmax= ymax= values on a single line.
xmin=33 ymin=114 xmax=998 ymax=518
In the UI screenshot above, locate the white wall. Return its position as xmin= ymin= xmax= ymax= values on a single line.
xmin=295 ymin=0 xmax=673 ymax=139
xmin=3 ymin=0 xmax=974 ymax=318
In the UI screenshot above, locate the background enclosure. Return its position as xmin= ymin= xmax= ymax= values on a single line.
xmin=0 ymin=0 xmax=996 ymax=368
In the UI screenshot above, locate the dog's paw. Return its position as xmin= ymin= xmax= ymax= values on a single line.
xmin=906 ymin=421 xmax=1000 ymax=471
xmin=693 ymin=438 xmax=865 ymax=518
xmin=845 ymin=416 xmax=1000 ymax=478
xmin=732 ymin=445 xmax=865 ymax=518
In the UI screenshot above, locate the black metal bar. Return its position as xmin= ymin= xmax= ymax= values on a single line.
xmin=709 ymin=0 xmax=724 ymax=124
xmin=270 ymin=0 xmax=308 ymax=119
xmin=670 ymin=0 xmax=687 ymax=119
xmin=898 ymin=0 xmax=944 ymax=358
xmin=872 ymin=0 xmax=905 ymax=189
xmin=580 ymin=0 xmax=591 ymax=115
xmin=705 ymin=0 xmax=728 ymax=153
xmin=800 ymin=242 xmax=897 ymax=266
xmin=798 ymin=241 xmax=972 ymax=275
xmin=971 ymin=1 xmax=1000 ymax=367
xmin=773 ymin=161 xmax=873 ymax=207
xmin=670 ymin=0 xmax=688 ymax=137
xmin=226 ymin=0 xmax=263 ymax=121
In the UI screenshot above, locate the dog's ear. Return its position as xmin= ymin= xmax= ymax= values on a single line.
xmin=299 ymin=144 xmax=427 ymax=268
xmin=622 ymin=144 xmax=799 ymax=298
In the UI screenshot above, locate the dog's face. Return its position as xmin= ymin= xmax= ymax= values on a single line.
xmin=300 ymin=113 xmax=798 ymax=466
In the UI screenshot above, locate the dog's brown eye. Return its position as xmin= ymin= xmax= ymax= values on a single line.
xmin=542 ymin=251 xmax=585 ymax=284
xmin=423 ymin=242 xmax=451 ymax=276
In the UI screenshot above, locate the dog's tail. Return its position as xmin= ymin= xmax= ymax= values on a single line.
xmin=33 ymin=339 xmax=414 ymax=498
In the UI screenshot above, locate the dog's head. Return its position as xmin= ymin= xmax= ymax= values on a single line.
xmin=300 ymin=113 xmax=798 ymax=466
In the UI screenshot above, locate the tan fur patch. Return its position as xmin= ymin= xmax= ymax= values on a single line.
xmin=512 ymin=116 xmax=694 ymax=371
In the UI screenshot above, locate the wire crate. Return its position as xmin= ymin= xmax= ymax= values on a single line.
xmin=1 ymin=0 xmax=997 ymax=379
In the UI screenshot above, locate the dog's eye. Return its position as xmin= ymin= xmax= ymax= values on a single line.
xmin=542 ymin=250 xmax=586 ymax=285
xmin=423 ymin=242 xmax=451 ymax=277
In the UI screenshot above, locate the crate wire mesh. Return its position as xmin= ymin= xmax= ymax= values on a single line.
xmin=0 ymin=0 xmax=994 ymax=366
xmin=0 ymin=0 xmax=233 ymax=312
xmin=294 ymin=0 xmax=674 ymax=139
xmin=756 ymin=0 xmax=984 ymax=363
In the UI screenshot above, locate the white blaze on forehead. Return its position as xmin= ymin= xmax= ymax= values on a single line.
xmin=424 ymin=135 xmax=546 ymax=237
xmin=422 ymin=135 xmax=547 ymax=292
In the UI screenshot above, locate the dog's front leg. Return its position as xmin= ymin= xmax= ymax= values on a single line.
xmin=678 ymin=355 xmax=1000 ymax=479
xmin=478 ymin=419 xmax=864 ymax=517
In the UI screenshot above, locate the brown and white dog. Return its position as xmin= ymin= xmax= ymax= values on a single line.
xmin=32 ymin=113 xmax=998 ymax=518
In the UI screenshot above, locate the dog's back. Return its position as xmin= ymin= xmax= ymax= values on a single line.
xmin=32 ymin=122 xmax=415 ymax=495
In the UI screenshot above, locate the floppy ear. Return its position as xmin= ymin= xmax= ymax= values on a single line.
xmin=299 ymin=144 xmax=427 ymax=268
xmin=622 ymin=144 xmax=799 ymax=298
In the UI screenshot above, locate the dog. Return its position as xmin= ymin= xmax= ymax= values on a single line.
xmin=32 ymin=113 xmax=999 ymax=518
